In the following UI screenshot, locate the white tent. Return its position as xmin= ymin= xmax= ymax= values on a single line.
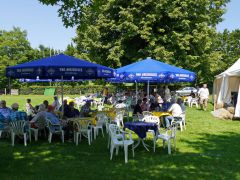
xmin=213 ymin=58 xmax=240 ymax=117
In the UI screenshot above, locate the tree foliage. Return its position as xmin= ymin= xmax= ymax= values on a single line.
xmin=39 ymin=0 xmax=231 ymax=84
xmin=0 ymin=27 xmax=60 ymax=88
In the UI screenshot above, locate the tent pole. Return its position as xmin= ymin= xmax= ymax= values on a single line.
xmin=61 ymin=76 xmax=64 ymax=118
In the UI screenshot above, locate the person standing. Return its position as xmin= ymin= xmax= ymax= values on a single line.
xmin=164 ymin=85 xmax=171 ymax=102
xmin=198 ymin=84 xmax=209 ymax=111
xmin=52 ymin=96 xmax=60 ymax=111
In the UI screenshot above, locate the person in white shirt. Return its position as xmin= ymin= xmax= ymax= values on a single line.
xmin=198 ymin=84 xmax=209 ymax=111
xmin=165 ymin=99 xmax=183 ymax=128
xmin=52 ymin=96 xmax=60 ymax=111
xmin=164 ymin=85 xmax=171 ymax=102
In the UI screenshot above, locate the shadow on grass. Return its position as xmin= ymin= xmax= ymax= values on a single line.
xmin=0 ymin=131 xmax=240 ymax=179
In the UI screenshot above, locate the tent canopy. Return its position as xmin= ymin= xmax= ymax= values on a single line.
xmin=216 ymin=58 xmax=240 ymax=78
xmin=110 ymin=57 xmax=196 ymax=83
xmin=213 ymin=58 xmax=240 ymax=117
xmin=6 ymin=54 xmax=114 ymax=79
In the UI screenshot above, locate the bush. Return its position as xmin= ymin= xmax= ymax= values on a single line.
xmin=19 ymin=85 xmax=116 ymax=95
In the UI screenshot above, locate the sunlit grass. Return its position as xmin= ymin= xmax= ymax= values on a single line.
xmin=0 ymin=95 xmax=240 ymax=179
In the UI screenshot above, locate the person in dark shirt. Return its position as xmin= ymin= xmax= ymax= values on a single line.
xmin=65 ymin=101 xmax=80 ymax=118
xmin=133 ymin=100 xmax=143 ymax=115
xmin=190 ymin=91 xmax=196 ymax=98
xmin=80 ymin=101 xmax=92 ymax=117
xmin=59 ymin=99 xmax=70 ymax=117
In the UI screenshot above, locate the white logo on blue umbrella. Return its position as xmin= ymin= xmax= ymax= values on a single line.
xmin=36 ymin=68 xmax=42 ymax=75
xmin=120 ymin=74 xmax=125 ymax=79
xmin=47 ymin=68 xmax=55 ymax=75
xmin=128 ymin=74 xmax=135 ymax=79
xmin=86 ymin=68 xmax=95 ymax=75
xmin=8 ymin=70 xmax=15 ymax=76
xmin=159 ymin=73 xmax=165 ymax=79
xmin=169 ymin=74 xmax=175 ymax=79
xmin=190 ymin=75 xmax=194 ymax=80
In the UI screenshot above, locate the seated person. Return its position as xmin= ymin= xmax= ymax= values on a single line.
xmin=115 ymin=100 xmax=126 ymax=109
xmin=149 ymin=102 xmax=157 ymax=111
xmin=190 ymin=91 xmax=196 ymax=98
xmin=80 ymin=101 xmax=92 ymax=117
xmin=0 ymin=100 xmax=12 ymax=121
xmin=43 ymin=100 xmax=49 ymax=110
xmin=26 ymin=99 xmax=35 ymax=119
xmin=161 ymin=98 xmax=172 ymax=111
xmin=59 ymin=99 xmax=70 ymax=117
xmin=10 ymin=103 xmax=29 ymax=131
xmin=140 ymin=98 xmax=149 ymax=111
xmin=165 ymin=99 xmax=183 ymax=128
xmin=46 ymin=105 xmax=60 ymax=125
xmin=133 ymin=100 xmax=143 ymax=115
xmin=11 ymin=103 xmax=19 ymax=112
xmin=30 ymin=104 xmax=47 ymax=128
xmin=65 ymin=102 xmax=80 ymax=118
xmin=177 ymin=98 xmax=186 ymax=112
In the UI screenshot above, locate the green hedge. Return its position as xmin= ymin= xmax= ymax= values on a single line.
xmin=19 ymin=85 xmax=116 ymax=95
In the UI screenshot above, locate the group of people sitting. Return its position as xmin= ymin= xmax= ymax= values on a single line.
xmin=0 ymin=100 xmax=27 ymax=130
xmin=0 ymin=96 xmax=95 ymax=140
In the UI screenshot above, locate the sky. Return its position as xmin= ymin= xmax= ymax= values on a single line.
xmin=0 ymin=0 xmax=239 ymax=51
xmin=0 ymin=0 xmax=75 ymax=51
xmin=216 ymin=0 xmax=240 ymax=32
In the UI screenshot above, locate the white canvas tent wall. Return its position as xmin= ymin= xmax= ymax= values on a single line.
xmin=213 ymin=58 xmax=240 ymax=117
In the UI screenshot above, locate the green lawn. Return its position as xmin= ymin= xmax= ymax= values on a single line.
xmin=0 ymin=95 xmax=80 ymax=111
xmin=0 ymin=95 xmax=240 ymax=179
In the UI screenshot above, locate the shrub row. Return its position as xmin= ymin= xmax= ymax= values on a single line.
xmin=19 ymin=85 xmax=116 ymax=95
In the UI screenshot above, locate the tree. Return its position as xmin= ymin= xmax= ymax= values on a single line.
xmin=40 ymin=0 xmax=230 ymax=84
xmin=215 ymin=29 xmax=240 ymax=70
xmin=0 ymin=27 xmax=32 ymax=87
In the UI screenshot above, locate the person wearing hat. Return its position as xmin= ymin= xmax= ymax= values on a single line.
xmin=10 ymin=103 xmax=28 ymax=124
xmin=11 ymin=103 xmax=19 ymax=112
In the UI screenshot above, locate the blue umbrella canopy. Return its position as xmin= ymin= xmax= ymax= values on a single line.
xmin=6 ymin=54 xmax=114 ymax=79
xmin=109 ymin=57 xmax=196 ymax=83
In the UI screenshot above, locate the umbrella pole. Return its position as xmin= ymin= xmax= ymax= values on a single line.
xmin=61 ymin=76 xmax=64 ymax=118
xmin=147 ymin=80 xmax=150 ymax=110
xmin=8 ymin=77 xmax=11 ymax=95
xmin=135 ymin=81 xmax=138 ymax=104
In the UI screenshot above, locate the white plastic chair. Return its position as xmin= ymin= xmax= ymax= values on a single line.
xmin=74 ymin=120 xmax=92 ymax=146
xmin=171 ymin=112 xmax=186 ymax=131
xmin=154 ymin=123 xmax=177 ymax=154
xmin=93 ymin=114 xmax=106 ymax=139
xmin=109 ymin=124 xmax=134 ymax=163
xmin=190 ymin=98 xmax=199 ymax=108
xmin=142 ymin=111 xmax=153 ymax=117
xmin=46 ymin=119 xmax=64 ymax=143
xmin=114 ymin=112 xmax=124 ymax=127
xmin=10 ymin=120 xmax=31 ymax=146
xmin=142 ymin=116 xmax=160 ymax=146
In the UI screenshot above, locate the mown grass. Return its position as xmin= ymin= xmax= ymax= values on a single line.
xmin=0 ymin=95 xmax=240 ymax=179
